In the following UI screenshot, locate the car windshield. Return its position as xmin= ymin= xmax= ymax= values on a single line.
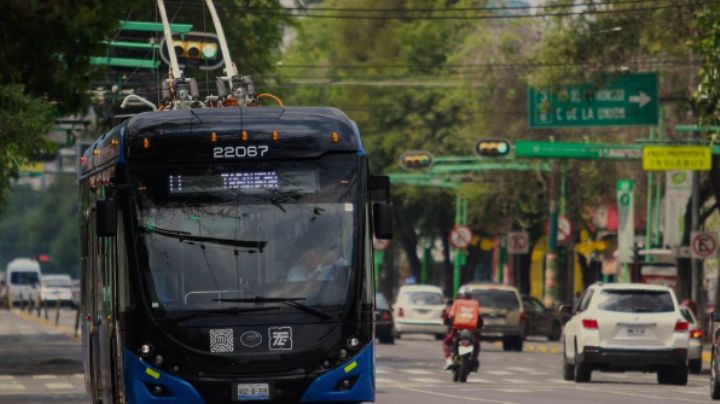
xmin=405 ymin=291 xmax=443 ymax=305
xmin=471 ymin=289 xmax=520 ymax=310
xmin=376 ymin=293 xmax=390 ymax=310
xmin=131 ymin=156 xmax=359 ymax=314
xmin=597 ymin=290 xmax=675 ymax=313
xmin=11 ymin=272 xmax=38 ymax=285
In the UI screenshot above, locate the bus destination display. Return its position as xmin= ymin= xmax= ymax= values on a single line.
xmin=168 ymin=171 xmax=319 ymax=195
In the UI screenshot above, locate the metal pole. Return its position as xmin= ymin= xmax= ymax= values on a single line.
xmin=691 ymin=171 xmax=700 ymax=302
xmin=421 ymin=245 xmax=430 ymax=285
xmin=544 ymin=161 xmax=560 ymax=307
xmin=156 ymin=0 xmax=182 ymax=79
xmin=646 ymin=127 xmax=655 ymax=251
xmin=204 ymin=0 xmax=238 ymax=83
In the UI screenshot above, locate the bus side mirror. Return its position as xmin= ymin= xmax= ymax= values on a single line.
xmin=373 ymin=202 xmax=393 ymax=240
xmin=96 ymin=199 xmax=117 ymax=237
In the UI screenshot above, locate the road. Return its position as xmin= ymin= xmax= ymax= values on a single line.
xmin=376 ymin=334 xmax=713 ymax=403
xmin=0 ymin=309 xmax=715 ymax=403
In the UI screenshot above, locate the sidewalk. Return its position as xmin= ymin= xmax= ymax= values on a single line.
xmin=11 ymin=307 xmax=81 ymax=341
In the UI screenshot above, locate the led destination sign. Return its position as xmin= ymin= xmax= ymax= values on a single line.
xmin=168 ymin=171 xmax=319 ymax=195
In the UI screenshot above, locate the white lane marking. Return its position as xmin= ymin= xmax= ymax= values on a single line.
xmin=409 ymin=377 xmax=443 ymax=384
xmin=375 ymin=369 xmax=389 ymax=375
xmin=506 ymin=366 xmax=535 ymax=373
xmin=467 ymin=378 xmax=492 ymax=383
xmin=484 ymin=370 xmax=512 ymax=376
xmin=45 ymin=382 xmax=74 ymax=389
xmin=0 ymin=383 xmax=26 ymax=390
xmin=395 ymin=384 xmax=518 ymax=404
xmin=0 ymin=375 xmax=15 ymax=380
xmin=494 ymin=388 xmax=528 ymax=393
xmin=376 ymin=378 xmax=400 ymax=385
xmin=32 ymin=375 xmax=58 ymax=380
xmin=402 ymin=369 xmax=433 ymax=375
xmin=73 ymin=374 xmax=85 ymax=379
xmin=574 ymin=385 xmax=709 ymax=403
xmin=501 ymin=378 xmax=531 ymax=384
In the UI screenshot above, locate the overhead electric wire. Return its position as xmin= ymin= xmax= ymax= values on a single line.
xmin=164 ymin=0 xmax=710 ymax=20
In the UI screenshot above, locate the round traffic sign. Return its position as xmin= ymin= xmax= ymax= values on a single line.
xmin=546 ymin=216 xmax=573 ymax=243
xmin=691 ymin=232 xmax=717 ymax=259
xmin=450 ymin=225 xmax=473 ymax=249
xmin=373 ymin=237 xmax=390 ymax=251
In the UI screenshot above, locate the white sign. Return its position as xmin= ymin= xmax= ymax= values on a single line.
xmin=664 ymin=171 xmax=692 ymax=246
xmin=557 ymin=217 xmax=572 ymax=243
xmin=507 ymin=231 xmax=530 ymax=255
xmin=691 ymin=231 xmax=718 ymax=259
xmin=450 ymin=225 xmax=473 ymax=249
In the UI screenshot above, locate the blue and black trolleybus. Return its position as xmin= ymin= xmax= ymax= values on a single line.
xmin=78 ymin=106 xmax=393 ymax=403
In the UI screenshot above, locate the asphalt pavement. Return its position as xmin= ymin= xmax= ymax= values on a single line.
xmin=376 ymin=334 xmax=714 ymax=403
xmin=0 ymin=309 xmax=716 ymax=403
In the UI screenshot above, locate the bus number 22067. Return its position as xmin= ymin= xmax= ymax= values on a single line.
xmin=213 ymin=146 xmax=269 ymax=159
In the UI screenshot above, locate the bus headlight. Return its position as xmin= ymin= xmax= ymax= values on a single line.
xmin=139 ymin=343 xmax=154 ymax=358
xmin=338 ymin=349 xmax=348 ymax=360
xmin=347 ymin=337 xmax=360 ymax=350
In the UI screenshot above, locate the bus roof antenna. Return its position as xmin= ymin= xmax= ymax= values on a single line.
xmin=157 ymin=0 xmax=182 ymax=80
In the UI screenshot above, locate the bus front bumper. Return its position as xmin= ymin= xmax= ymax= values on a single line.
xmin=123 ymin=343 xmax=375 ymax=403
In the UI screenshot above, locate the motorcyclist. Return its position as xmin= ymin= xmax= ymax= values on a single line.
xmin=443 ymin=290 xmax=482 ymax=371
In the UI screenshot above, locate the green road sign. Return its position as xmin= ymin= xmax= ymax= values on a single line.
xmin=528 ymin=73 xmax=658 ymax=128
xmin=514 ymin=141 xmax=642 ymax=160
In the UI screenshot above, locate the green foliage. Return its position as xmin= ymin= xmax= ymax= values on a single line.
xmin=693 ymin=3 xmax=720 ymax=125
xmin=0 ymin=177 xmax=79 ymax=276
xmin=0 ymin=84 xmax=54 ymax=213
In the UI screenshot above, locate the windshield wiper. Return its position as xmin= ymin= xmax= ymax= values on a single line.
xmin=213 ymin=297 xmax=332 ymax=320
xmin=163 ymin=306 xmax=281 ymax=325
xmin=138 ymin=225 xmax=267 ymax=251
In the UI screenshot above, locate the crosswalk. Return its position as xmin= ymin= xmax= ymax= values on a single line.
xmin=0 ymin=373 xmax=85 ymax=396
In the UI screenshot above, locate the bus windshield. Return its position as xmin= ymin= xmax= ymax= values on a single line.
xmin=130 ymin=156 xmax=359 ymax=316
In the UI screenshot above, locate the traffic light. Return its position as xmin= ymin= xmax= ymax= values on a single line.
xmin=160 ymin=32 xmax=224 ymax=71
xmin=475 ymin=139 xmax=512 ymax=157
xmin=400 ymin=151 xmax=434 ymax=171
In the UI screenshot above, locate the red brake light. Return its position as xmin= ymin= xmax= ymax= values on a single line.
xmin=381 ymin=311 xmax=392 ymax=322
xmin=582 ymin=319 xmax=598 ymax=330
xmin=690 ymin=329 xmax=703 ymax=339
xmin=398 ymin=307 xmax=404 ymax=318
xmin=675 ymin=320 xmax=689 ymax=332
xmin=519 ymin=311 xmax=526 ymax=324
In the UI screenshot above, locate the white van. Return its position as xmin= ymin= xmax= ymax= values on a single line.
xmin=6 ymin=258 xmax=42 ymax=305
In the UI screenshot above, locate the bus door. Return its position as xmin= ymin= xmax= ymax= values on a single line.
xmin=96 ymin=235 xmax=116 ymax=402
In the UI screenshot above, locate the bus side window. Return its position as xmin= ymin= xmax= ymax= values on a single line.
xmin=117 ymin=211 xmax=133 ymax=311
xmin=361 ymin=204 xmax=373 ymax=306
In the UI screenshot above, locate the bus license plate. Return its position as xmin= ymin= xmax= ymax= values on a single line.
xmin=235 ymin=383 xmax=270 ymax=401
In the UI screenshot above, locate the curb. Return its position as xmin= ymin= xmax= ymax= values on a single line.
xmin=11 ymin=309 xmax=81 ymax=342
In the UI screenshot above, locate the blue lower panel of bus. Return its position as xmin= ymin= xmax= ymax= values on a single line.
xmin=300 ymin=342 xmax=375 ymax=402
xmin=123 ymin=348 xmax=205 ymax=404
xmin=123 ymin=342 xmax=374 ymax=403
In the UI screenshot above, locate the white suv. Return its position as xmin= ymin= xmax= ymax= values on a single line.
xmin=561 ymin=283 xmax=689 ymax=385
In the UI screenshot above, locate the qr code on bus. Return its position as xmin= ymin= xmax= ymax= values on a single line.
xmin=209 ymin=329 xmax=234 ymax=353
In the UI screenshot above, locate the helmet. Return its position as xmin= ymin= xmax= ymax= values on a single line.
xmin=458 ymin=290 xmax=472 ymax=300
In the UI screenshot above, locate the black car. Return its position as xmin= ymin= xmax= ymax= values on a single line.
xmin=375 ymin=293 xmax=395 ymax=344
xmin=521 ymin=295 xmax=562 ymax=341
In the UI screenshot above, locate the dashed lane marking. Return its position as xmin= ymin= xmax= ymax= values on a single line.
xmin=0 ymin=383 xmax=26 ymax=391
xmin=506 ymin=366 xmax=535 ymax=372
xmin=375 ymin=369 xmax=389 ymax=375
xmin=376 ymin=378 xmax=400 ymax=385
xmin=467 ymin=378 xmax=492 ymax=383
xmin=484 ymin=370 xmax=512 ymax=376
xmin=73 ymin=374 xmax=85 ymax=379
xmin=33 ymin=374 xmax=58 ymax=380
xmin=402 ymin=369 xmax=434 ymax=375
xmin=395 ymin=384 xmax=518 ymax=404
xmin=409 ymin=377 xmax=443 ymax=384
xmin=45 ymin=382 xmax=75 ymax=389
xmin=501 ymin=378 xmax=531 ymax=384
xmin=0 ymin=375 xmax=16 ymax=380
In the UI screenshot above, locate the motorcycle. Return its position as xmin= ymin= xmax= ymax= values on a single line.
xmin=451 ymin=329 xmax=477 ymax=383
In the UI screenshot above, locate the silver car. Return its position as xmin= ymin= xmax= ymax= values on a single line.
xmin=393 ymin=285 xmax=447 ymax=339
xmin=680 ymin=306 xmax=702 ymax=374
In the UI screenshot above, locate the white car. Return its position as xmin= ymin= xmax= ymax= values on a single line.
xmin=679 ymin=306 xmax=702 ymax=374
xmin=40 ymin=274 xmax=74 ymax=307
xmin=393 ymin=285 xmax=447 ymax=339
xmin=561 ymin=283 xmax=689 ymax=385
